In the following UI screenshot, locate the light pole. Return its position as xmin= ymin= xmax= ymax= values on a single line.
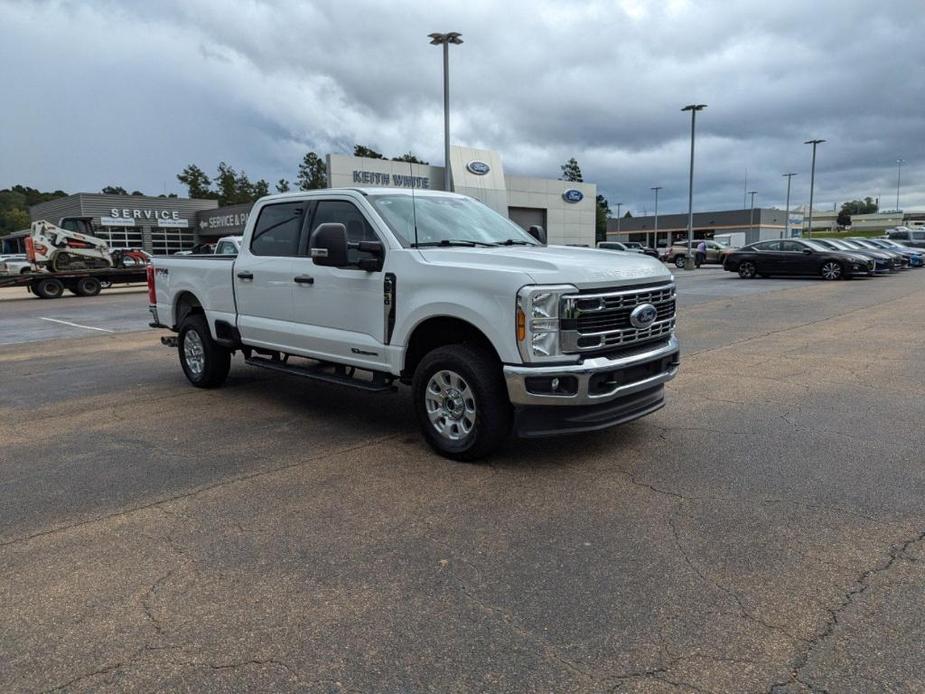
xmin=616 ymin=202 xmax=623 ymax=233
xmin=682 ymin=104 xmax=707 ymax=270
xmin=782 ymin=173 xmax=797 ymax=239
xmin=428 ymin=32 xmax=463 ymax=192
xmin=748 ymin=191 xmax=757 ymax=235
xmin=804 ymin=139 xmax=825 ymax=238
xmin=896 ymin=158 xmax=904 ymax=212
xmin=651 ymin=186 xmax=662 ymax=251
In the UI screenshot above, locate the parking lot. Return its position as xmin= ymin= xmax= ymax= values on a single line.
xmin=2 ymin=268 xmax=924 ymax=692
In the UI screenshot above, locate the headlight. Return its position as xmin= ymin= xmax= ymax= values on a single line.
xmin=516 ymin=284 xmax=577 ymax=363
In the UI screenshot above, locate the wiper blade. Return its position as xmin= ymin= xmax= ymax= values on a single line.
xmin=412 ymin=239 xmax=497 ymax=248
xmin=497 ymin=239 xmax=533 ymax=246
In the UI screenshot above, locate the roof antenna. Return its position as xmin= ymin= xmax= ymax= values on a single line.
xmin=409 ymin=160 xmax=419 ymax=247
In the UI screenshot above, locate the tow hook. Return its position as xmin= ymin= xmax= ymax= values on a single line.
xmin=160 ymin=335 xmax=178 ymax=348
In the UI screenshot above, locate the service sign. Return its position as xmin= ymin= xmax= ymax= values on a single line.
xmin=108 ymin=208 xmax=183 ymax=222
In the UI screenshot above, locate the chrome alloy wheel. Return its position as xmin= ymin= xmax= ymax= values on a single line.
xmin=183 ymin=329 xmax=205 ymax=376
xmin=425 ymin=369 xmax=477 ymax=441
xmin=821 ymin=261 xmax=842 ymax=280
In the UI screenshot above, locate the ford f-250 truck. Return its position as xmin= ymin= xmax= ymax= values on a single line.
xmin=148 ymin=188 xmax=679 ymax=460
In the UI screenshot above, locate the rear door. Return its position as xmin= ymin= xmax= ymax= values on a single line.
xmin=287 ymin=197 xmax=391 ymax=370
xmin=750 ymin=240 xmax=782 ymax=273
xmin=233 ymin=199 xmax=308 ymax=350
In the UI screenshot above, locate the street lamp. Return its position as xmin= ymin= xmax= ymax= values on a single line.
xmin=748 ymin=191 xmax=757 ymax=234
xmin=782 ymin=173 xmax=797 ymax=239
xmin=428 ymin=32 xmax=463 ymax=192
xmin=651 ymin=186 xmax=662 ymax=251
xmin=804 ymin=139 xmax=825 ymax=238
xmin=616 ymin=202 xmax=623 ymax=233
xmin=682 ymin=104 xmax=707 ymax=270
xmin=896 ymin=158 xmax=905 ymax=212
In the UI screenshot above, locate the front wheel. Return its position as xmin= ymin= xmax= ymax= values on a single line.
xmin=413 ymin=344 xmax=512 ymax=461
xmin=178 ymin=314 xmax=231 ymax=388
xmin=820 ymin=261 xmax=844 ymax=281
xmin=674 ymin=256 xmax=686 ymax=269
xmin=738 ymin=261 xmax=757 ymax=279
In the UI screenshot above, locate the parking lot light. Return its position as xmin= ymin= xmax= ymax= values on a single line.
xmin=896 ymin=158 xmax=904 ymax=212
xmin=804 ymin=139 xmax=825 ymax=238
xmin=651 ymin=187 xmax=662 ymax=251
xmin=428 ymin=32 xmax=463 ymax=191
xmin=616 ymin=202 xmax=623 ymax=233
xmin=682 ymin=104 xmax=706 ymax=270
xmin=782 ymin=173 xmax=797 ymax=239
xmin=748 ymin=191 xmax=758 ymax=234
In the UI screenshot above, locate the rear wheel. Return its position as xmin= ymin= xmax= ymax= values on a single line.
xmin=674 ymin=256 xmax=686 ymax=269
xmin=74 ymin=277 xmax=102 ymax=297
xmin=178 ymin=314 xmax=231 ymax=388
xmin=738 ymin=261 xmax=757 ymax=279
xmin=33 ymin=277 xmax=64 ymax=299
xmin=413 ymin=344 xmax=511 ymax=461
xmin=820 ymin=261 xmax=843 ymax=281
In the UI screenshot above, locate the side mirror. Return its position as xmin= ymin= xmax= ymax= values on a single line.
xmin=527 ymin=225 xmax=547 ymax=245
xmin=355 ymin=240 xmax=384 ymax=272
xmin=803 ymin=248 xmax=812 ymax=254
xmin=310 ymin=223 xmax=349 ymax=266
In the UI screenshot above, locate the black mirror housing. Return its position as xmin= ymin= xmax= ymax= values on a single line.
xmin=528 ymin=225 xmax=547 ymax=245
xmin=310 ymin=223 xmax=349 ymax=266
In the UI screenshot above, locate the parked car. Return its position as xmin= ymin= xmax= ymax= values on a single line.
xmin=722 ymin=239 xmax=874 ymax=280
xmin=813 ymin=238 xmax=901 ymax=273
xmin=666 ymin=239 xmax=726 ymax=268
xmin=0 ymin=254 xmax=32 ymax=275
xmin=621 ymin=241 xmax=660 ymax=258
xmin=214 ymin=236 xmax=243 ymax=256
xmin=867 ymin=238 xmax=925 ymax=266
xmin=149 ymin=188 xmax=680 ymax=461
xmin=886 ymin=227 xmax=925 ymax=249
xmin=848 ymin=238 xmax=919 ymax=268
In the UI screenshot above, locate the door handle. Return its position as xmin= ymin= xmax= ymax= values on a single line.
xmin=294 ymin=275 xmax=314 ymax=285
xmin=237 ymin=271 xmax=254 ymax=280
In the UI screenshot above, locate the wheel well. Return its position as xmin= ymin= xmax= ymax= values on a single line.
xmin=174 ymin=291 xmax=204 ymax=327
xmin=402 ymin=317 xmax=498 ymax=380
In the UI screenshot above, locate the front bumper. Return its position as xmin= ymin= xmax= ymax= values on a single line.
xmin=503 ymin=335 xmax=680 ymax=407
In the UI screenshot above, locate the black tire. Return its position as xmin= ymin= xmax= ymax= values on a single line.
xmin=412 ymin=344 xmax=512 ymax=462
xmin=178 ymin=313 xmax=231 ymax=388
xmin=34 ymin=278 xmax=64 ymax=299
xmin=820 ymin=261 xmax=843 ymax=281
xmin=74 ymin=277 xmax=101 ymax=297
xmin=19 ymin=267 xmax=30 ymax=274
xmin=738 ymin=261 xmax=757 ymax=279
xmin=674 ymin=256 xmax=686 ymax=269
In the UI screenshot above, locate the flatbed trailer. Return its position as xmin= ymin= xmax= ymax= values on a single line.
xmin=0 ymin=266 xmax=147 ymax=299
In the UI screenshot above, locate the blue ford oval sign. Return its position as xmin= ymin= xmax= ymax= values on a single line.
xmin=563 ymin=188 xmax=584 ymax=203
xmin=466 ymin=160 xmax=491 ymax=175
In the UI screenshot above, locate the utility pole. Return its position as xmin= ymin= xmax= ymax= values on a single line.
xmin=748 ymin=191 xmax=758 ymax=237
xmin=682 ymin=104 xmax=707 ymax=270
xmin=782 ymin=173 xmax=797 ymax=239
xmin=804 ymin=139 xmax=825 ymax=238
xmin=896 ymin=158 xmax=904 ymax=212
xmin=651 ymin=186 xmax=662 ymax=251
xmin=616 ymin=202 xmax=623 ymax=233
xmin=428 ymin=32 xmax=463 ymax=192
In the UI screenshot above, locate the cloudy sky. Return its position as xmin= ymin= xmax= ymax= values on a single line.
xmin=2 ymin=0 xmax=923 ymax=215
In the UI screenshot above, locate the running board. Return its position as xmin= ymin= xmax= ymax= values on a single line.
xmin=244 ymin=356 xmax=395 ymax=393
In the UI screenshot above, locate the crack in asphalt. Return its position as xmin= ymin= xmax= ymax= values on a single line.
xmin=0 ymin=433 xmax=404 ymax=550
xmin=766 ymin=526 xmax=925 ymax=693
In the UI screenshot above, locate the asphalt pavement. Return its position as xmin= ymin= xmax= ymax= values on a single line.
xmin=1 ymin=269 xmax=924 ymax=692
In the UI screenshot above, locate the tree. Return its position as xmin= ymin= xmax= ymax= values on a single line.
xmin=298 ymin=152 xmax=327 ymax=190
xmin=215 ymin=162 xmax=239 ymax=205
xmin=624 ymin=211 xmax=633 ymax=218
xmin=837 ymin=197 xmax=878 ymax=228
xmin=353 ymin=145 xmax=385 ymax=159
xmin=101 ymin=185 xmax=128 ymax=195
xmin=254 ymin=179 xmax=270 ymax=198
xmin=177 ymin=164 xmax=213 ymax=199
xmin=559 ymin=158 xmax=583 ymax=183
xmin=276 ymin=178 xmax=291 ymax=193
xmin=392 ymin=152 xmax=429 ymax=165
xmin=595 ymin=194 xmax=611 ymax=243
xmin=131 ymin=190 xmax=144 ymax=196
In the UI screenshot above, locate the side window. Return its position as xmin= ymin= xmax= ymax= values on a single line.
xmin=780 ymin=241 xmax=802 ymax=252
xmin=309 ymin=200 xmax=381 ymax=267
xmin=891 ymin=231 xmax=909 ymax=240
xmin=250 ymin=202 xmax=305 ymax=257
xmin=912 ymin=231 xmax=925 ymax=241
xmin=751 ymin=241 xmax=778 ymax=251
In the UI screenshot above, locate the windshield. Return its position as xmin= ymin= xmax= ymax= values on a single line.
xmin=368 ymin=194 xmax=540 ymax=248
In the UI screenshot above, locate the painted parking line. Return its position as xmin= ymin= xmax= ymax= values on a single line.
xmin=38 ymin=317 xmax=114 ymax=333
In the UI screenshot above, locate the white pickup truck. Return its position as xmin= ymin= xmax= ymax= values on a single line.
xmin=148 ymin=188 xmax=679 ymax=460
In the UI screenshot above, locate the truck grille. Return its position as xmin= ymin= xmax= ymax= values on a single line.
xmin=560 ymin=283 xmax=677 ymax=353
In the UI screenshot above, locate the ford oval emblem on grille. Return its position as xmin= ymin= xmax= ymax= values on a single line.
xmin=629 ymin=303 xmax=658 ymax=329
xmin=466 ymin=160 xmax=491 ymax=175
xmin=563 ymin=188 xmax=584 ymax=203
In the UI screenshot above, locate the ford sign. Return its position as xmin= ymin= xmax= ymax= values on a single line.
xmin=562 ymin=189 xmax=584 ymax=203
xmin=466 ymin=160 xmax=491 ymax=175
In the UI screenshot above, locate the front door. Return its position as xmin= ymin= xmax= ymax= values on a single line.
xmin=288 ymin=198 xmax=390 ymax=370
xmin=233 ymin=200 xmax=307 ymax=351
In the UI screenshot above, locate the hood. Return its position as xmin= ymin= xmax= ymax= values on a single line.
xmin=418 ymin=245 xmax=673 ymax=289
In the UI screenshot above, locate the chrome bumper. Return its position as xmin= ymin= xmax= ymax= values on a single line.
xmin=503 ymin=335 xmax=680 ymax=406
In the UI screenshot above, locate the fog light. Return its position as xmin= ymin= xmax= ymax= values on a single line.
xmin=524 ymin=375 xmax=578 ymax=396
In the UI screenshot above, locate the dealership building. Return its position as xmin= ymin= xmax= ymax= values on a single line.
xmin=606 ymin=208 xmax=805 ymax=247
xmin=23 ymin=145 xmax=596 ymax=254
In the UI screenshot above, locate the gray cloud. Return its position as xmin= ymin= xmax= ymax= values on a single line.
xmin=1 ymin=0 xmax=923 ymax=215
